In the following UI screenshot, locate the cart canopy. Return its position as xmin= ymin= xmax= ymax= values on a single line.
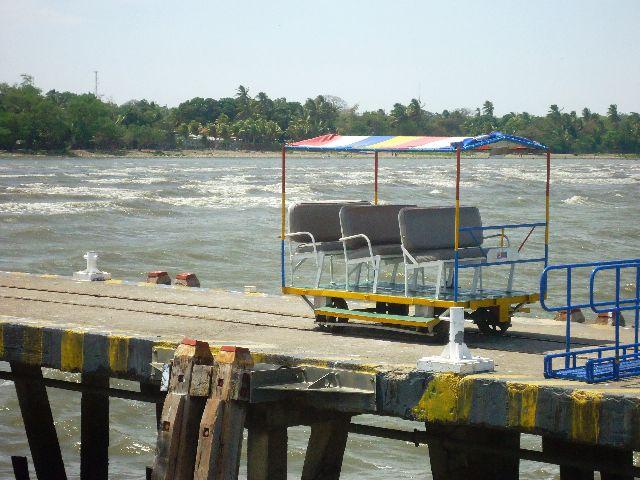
xmin=286 ymin=131 xmax=548 ymax=153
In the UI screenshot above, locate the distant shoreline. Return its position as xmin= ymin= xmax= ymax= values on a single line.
xmin=0 ymin=149 xmax=638 ymax=160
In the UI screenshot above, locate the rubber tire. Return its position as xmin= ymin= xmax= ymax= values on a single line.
xmin=472 ymin=307 xmax=510 ymax=336
xmin=315 ymin=297 xmax=348 ymax=332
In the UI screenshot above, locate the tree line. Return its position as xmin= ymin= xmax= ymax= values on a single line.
xmin=1 ymin=75 xmax=639 ymax=154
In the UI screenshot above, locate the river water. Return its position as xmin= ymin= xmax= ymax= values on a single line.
xmin=0 ymin=155 xmax=638 ymax=478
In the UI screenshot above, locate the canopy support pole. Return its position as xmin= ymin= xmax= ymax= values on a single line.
xmin=544 ymin=151 xmax=551 ymax=267
xmin=454 ymin=146 xmax=461 ymax=302
xmin=281 ymin=145 xmax=286 ymax=288
xmin=374 ymin=152 xmax=379 ymax=205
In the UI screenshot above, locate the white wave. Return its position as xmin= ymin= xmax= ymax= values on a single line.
xmin=562 ymin=195 xmax=590 ymax=205
xmin=0 ymin=200 xmax=117 ymax=215
xmin=4 ymin=183 xmax=144 ymax=200
xmin=85 ymin=176 xmax=168 ymax=185
xmin=0 ymin=173 xmax=57 ymax=178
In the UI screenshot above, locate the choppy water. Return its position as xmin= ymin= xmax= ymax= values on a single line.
xmin=0 ymin=155 xmax=638 ymax=478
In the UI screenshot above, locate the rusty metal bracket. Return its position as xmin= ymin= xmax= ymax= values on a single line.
xmin=250 ymin=364 xmax=376 ymax=413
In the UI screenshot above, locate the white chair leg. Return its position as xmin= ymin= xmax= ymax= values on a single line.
xmin=355 ymin=263 xmax=363 ymax=288
xmin=507 ymin=264 xmax=516 ymax=292
xmin=372 ymin=258 xmax=380 ymax=293
xmin=329 ymin=255 xmax=335 ymax=284
xmin=391 ymin=263 xmax=399 ymax=287
xmin=435 ymin=262 xmax=444 ymax=299
xmin=314 ymin=253 xmax=325 ymax=288
xmin=404 ymin=263 xmax=409 ymax=296
xmin=445 ymin=263 xmax=454 ymax=288
xmin=479 ymin=266 xmax=483 ymax=291
xmin=471 ymin=266 xmax=479 ymax=295
xmin=345 ymin=261 xmax=350 ymax=291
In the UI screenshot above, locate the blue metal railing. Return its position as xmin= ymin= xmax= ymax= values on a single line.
xmin=453 ymin=222 xmax=547 ymax=301
xmin=540 ymin=258 xmax=640 ymax=383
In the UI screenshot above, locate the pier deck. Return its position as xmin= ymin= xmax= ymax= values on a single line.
xmin=1 ymin=271 xmax=640 ymax=478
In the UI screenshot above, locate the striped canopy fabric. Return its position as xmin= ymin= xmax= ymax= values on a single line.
xmin=286 ymin=131 xmax=548 ymax=152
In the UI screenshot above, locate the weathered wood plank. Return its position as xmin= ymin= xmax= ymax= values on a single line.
xmin=246 ymin=425 xmax=287 ymax=480
xmin=10 ymin=362 xmax=67 ymax=480
xmin=151 ymin=339 xmax=213 ymax=480
xmin=193 ymin=346 xmax=253 ymax=480
xmin=427 ymin=423 xmax=519 ymax=480
xmin=11 ymin=456 xmax=30 ymax=480
xmin=80 ymin=374 xmax=110 ymax=480
xmin=301 ymin=413 xmax=352 ymax=480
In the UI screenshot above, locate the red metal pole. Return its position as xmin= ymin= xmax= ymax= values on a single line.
xmin=281 ymin=145 xmax=286 ymax=287
xmin=545 ymin=150 xmax=551 ymax=266
xmin=374 ymin=151 xmax=379 ymax=205
xmin=454 ymin=146 xmax=461 ymax=301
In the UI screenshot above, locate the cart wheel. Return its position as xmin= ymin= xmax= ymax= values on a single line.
xmin=315 ymin=297 xmax=348 ymax=331
xmin=431 ymin=320 xmax=449 ymax=343
xmin=472 ymin=307 xmax=510 ymax=335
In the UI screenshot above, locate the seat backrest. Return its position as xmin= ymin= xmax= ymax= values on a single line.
xmin=288 ymin=201 xmax=369 ymax=243
xmin=399 ymin=206 xmax=483 ymax=251
xmin=339 ymin=204 xmax=415 ymax=247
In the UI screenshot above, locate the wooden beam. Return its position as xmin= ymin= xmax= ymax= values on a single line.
xmin=247 ymin=426 xmax=287 ymax=480
xmin=81 ymin=374 xmax=110 ymax=480
xmin=11 ymin=456 xmax=30 ymax=480
xmin=543 ymin=436 xmax=634 ymax=480
xmin=152 ymin=339 xmax=214 ymax=480
xmin=301 ymin=413 xmax=352 ymax=480
xmin=193 ymin=346 xmax=253 ymax=480
xmin=140 ymin=382 xmax=165 ymax=431
xmin=10 ymin=362 xmax=67 ymax=480
xmin=426 ymin=423 xmax=519 ymax=480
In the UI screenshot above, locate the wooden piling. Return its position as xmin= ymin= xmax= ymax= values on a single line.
xmin=426 ymin=423 xmax=519 ymax=480
xmin=152 ymin=339 xmax=214 ymax=480
xmin=81 ymin=374 xmax=110 ymax=480
xmin=11 ymin=456 xmax=30 ymax=480
xmin=542 ymin=436 xmax=634 ymax=480
xmin=140 ymin=382 xmax=164 ymax=431
xmin=10 ymin=362 xmax=67 ymax=480
xmin=246 ymin=425 xmax=288 ymax=480
xmin=301 ymin=413 xmax=352 ymax=480
xmin=193 ymin=346 xmax=254 ymax=480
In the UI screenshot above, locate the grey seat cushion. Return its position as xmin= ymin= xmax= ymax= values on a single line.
xmin=347 ymin=243 xmax=404 ymax=259
xmin=295 ymin=241 xmax=344 ymax=254
xmin=340 ymin=204 xmax=415 ymax=249
xmin=399 ymin=206 xmax=483 ymax=252
xmin=288 ymin=201 xmax=369 ymax=244
xmin=413 ymin=246 xmax=486 ymax=263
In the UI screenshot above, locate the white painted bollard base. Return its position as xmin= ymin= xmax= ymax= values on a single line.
xmin=73 ymin=251 xmax=111 ymax=282
xmin=416 ymin=306 xmax=494 ymax=374
xmin=416 ymin=355 xmax=494 ymax=374
xmin=73 ymin=270 xmax=111 ymax=281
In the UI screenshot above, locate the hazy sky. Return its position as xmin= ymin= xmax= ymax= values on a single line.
xmin=1 ymin=0 xmax=639 ymax=115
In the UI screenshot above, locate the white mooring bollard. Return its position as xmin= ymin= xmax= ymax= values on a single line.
xmin=73 ymin=251 xmax=111 ymax=281
xmin=417 ymin=306 xmax=494 ymax=374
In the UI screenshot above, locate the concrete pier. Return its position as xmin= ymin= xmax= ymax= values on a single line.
xmin=1 ymin=271 xmax=639 ymax=478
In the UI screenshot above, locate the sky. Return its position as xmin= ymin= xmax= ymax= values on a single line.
xmin=1 ymin=0 xmax=639 ymax=116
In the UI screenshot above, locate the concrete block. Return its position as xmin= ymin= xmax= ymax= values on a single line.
xmin=175 ymin=272 xmax=200 ymax=287
xmin=554 ymin=308 xmax=585 ymax=323
xmin=596 ymin=311 xmax=626 ymax=327
xmin=147 ymin=271 xmax=172 ymax=285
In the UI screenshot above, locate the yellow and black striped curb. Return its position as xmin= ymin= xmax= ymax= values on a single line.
xmin=2 ymin=320 xmax=639 ymax=450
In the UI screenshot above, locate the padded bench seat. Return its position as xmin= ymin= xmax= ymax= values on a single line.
xmin=339 ymin=204 xmax=414 ymax=292
xmin=399 ymin=206 xmax=485 ymax=297
xmin=287 ymin=200 xmax=369 ymax=287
